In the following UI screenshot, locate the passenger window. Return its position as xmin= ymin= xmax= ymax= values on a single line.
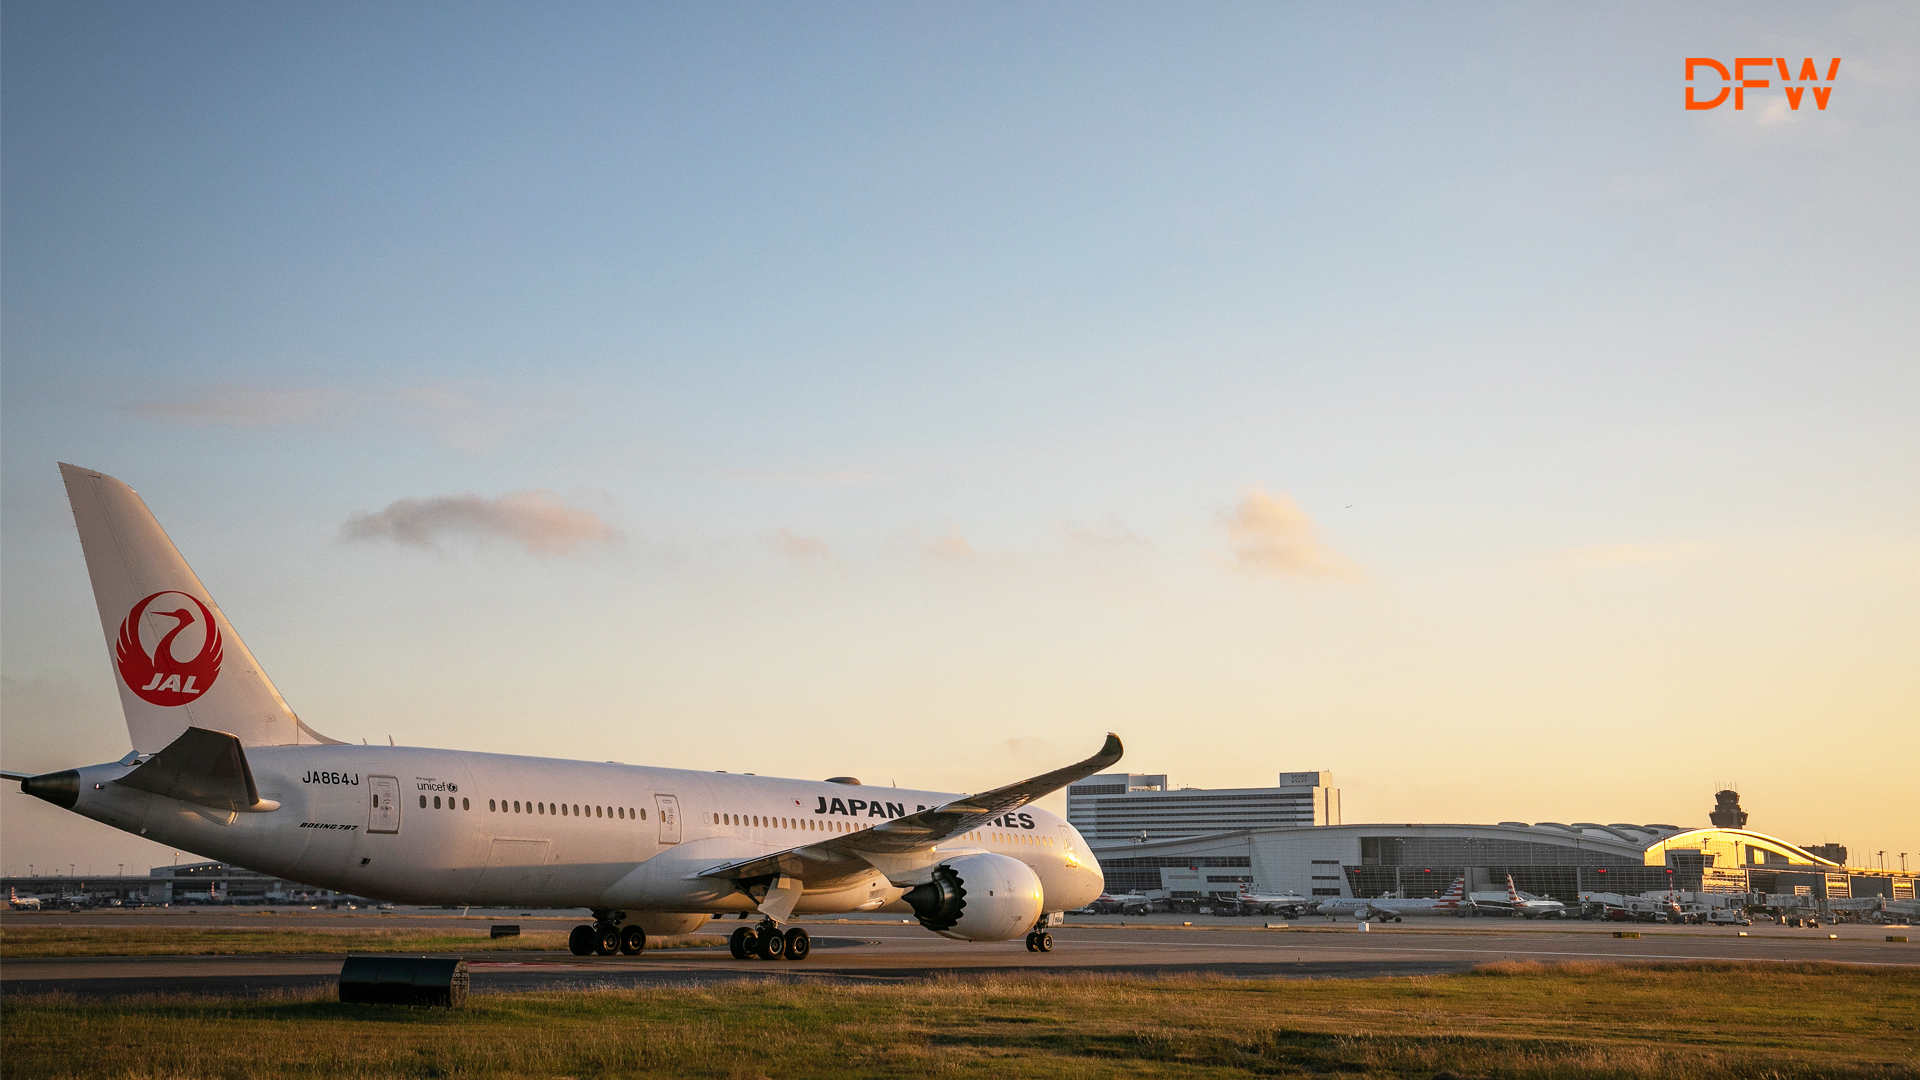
xmin=419 ymin=795 xmax=427 ymax=808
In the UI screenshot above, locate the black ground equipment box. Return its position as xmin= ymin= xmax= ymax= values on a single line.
xmin=338 ymin=955 xmax=469 ymax=1008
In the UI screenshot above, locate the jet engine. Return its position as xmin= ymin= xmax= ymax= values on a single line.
xmin=901 ymin=852 xmax=1044 ymax=942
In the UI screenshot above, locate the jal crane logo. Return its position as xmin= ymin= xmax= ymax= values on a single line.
xmin=116 ymin=591 xmax=223 ymax=707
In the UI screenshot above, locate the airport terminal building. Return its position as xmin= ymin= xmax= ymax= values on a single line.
xmin=1068 ymin=770 xmax=1341 ymax=844
xmin=1080 ymin=777 xmax=1913 ymax=906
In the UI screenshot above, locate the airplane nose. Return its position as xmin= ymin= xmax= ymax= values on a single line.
xmin=21 ymin=770 xmax=79 ymax=809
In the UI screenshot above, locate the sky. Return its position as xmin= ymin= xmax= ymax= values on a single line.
xmin=3 ymin=2 xmax=1915 ymax=879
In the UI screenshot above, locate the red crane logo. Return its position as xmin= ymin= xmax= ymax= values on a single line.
xmin=116 ymin=592 xmax=223 ymax=707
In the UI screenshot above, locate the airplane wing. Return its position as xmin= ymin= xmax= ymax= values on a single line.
xmin=698 ymin=732 xmax=1123 ymax=888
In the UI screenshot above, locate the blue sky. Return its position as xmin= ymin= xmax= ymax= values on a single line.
xmin=4 ymin=2 xmax=1916 ymax=875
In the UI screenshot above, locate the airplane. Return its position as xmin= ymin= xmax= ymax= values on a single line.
xmin=8 ymin=889 xmax=44 ymax=910
xmin=1314 ymin=875 xmax=1467 ymax=921
xmin=3 ymin=464 xmax=1115 ymax=960
xmin=1464 ymin=876 xmax=1553 ymax=917
xmin=1496 ymin=875 xmax=1567 ymax=919
xmin=1095 ymin=891 xmax=1155 ymax=915
xmin=1234 ymin=882 xmax=1311 ymax=916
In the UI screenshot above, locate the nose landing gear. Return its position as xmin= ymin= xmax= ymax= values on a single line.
xmin=729 ymin=921 xmax=811 ymax=961
xmin=1025 ymin=930 xmax=1054 ymax=952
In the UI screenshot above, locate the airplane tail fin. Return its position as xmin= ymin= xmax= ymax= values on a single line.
xmin=1506 ymin=874 xmax=1522 ymax=902
xmin=59 ymin=464 xmax=341 ymax=752
xmin=1438 ymin=874 xmax=1467 ymax=906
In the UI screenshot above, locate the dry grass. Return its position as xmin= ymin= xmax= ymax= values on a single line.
xmin=0 ymin=926 xmax=723 ymax=958
xmin=3 ymin=961 xmax=1915 ymax=1079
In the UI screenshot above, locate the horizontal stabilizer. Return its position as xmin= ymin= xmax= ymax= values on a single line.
xmin=701 ymin=732 xmax=1123 ymax=885
xmin=114 ymin=727 xmax=280 ymax=813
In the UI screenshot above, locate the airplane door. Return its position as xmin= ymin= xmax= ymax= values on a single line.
xmin=368 ymin=776 xmax=400 ymax=834
xmin=654 ymin=795 xmax=681 ymax=844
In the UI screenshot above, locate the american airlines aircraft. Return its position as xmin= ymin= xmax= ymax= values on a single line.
xmin=3 ymin=465 xmax=1115 ymax=961
xmin=1313 ymin=875 xmax=1468 ymax=921
xmin=1233 ymin=882 xmax=1311 ymax=916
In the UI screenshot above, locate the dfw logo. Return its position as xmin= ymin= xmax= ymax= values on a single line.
xmin=116 ymin=591 xmax=223 ymax=707
xmin=1687 ymin=57 xmax=1841 ymax=111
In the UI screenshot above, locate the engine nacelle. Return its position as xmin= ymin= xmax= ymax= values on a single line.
xmin=902 ymin=852 xmax=1044 ymax=942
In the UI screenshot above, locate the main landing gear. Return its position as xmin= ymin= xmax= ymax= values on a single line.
xmin=728 ymin=920 xmax=810 ymax=961
xmin=569 ymin=913 xmax=646 ymax=957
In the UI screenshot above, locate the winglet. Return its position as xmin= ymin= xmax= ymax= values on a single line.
xmin=849 ymin=731 xmax=1124 ymax=854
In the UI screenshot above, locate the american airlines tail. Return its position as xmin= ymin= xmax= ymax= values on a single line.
xmin=59 ymin=463 xmax=340 ymax=752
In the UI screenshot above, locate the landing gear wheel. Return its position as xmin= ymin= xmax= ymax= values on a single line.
xmin=1036 ymin=931 xmax=1054 ymax=953
xmin=729 ymin=927 xmax=757 ymax=959
xmin=569 ymin=924 xmax=597 ymax=956
xmin=1025 ymin=933 xmax=1039 ymax=952
xmin=783 ymin=927 xmax=811 ymax=961
xmin=754 ymin=927 xmax=787 ymax=960
xmin=619 ymin=925 xmax=646 ymax=955
xmin=595 ymin=926 xmax=620 ymax=956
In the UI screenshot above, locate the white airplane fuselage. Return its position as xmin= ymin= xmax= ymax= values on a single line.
xmin=55 ymin=745 xmax=1104 ymax=922
xmin=1316 ymin=896 xmax=1460 ymax=918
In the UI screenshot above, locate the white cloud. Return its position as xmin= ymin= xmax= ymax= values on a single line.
xmin=341 ymin=491 xmax=621 ymax=558
xmin=1221 ymin=488 xmax=1364 ymax=583
xmin=136 ymin=387 xmax=345 ymax=426
xmin=135 ymin=384 xmax=559 ymax=452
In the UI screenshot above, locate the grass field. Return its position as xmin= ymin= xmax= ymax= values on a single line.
xmin=3 ymin=961 xmax=1914 ymax=1079
xmin=0 ymin=926 xmax=722 ymax=958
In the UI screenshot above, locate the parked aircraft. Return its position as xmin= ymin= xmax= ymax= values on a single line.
xmin=1481 ymin=875 xmax=1567 ymax=918
xmin=1235 ymin=882 xmax=1311 ymax=916
xmin=3 ymin=465 xmax=1114 ymax=961
xmin=1462 ymin=876 xmax=1562 ymax=918
xmin=7 ymin=889 xmax=44 ymax=910
xmin=1314 ymin=875 xmax=1468 ymax=921
xmin=1096 ymin=891 xmax=1155 ymax=915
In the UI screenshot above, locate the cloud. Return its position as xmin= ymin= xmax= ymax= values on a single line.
xmin=1062 ymin=515 xmax=1147 ymax=549
xmin=386 ymin=386 xmax=560 ymax=453
xmin=772 ymin=530 xmax=831 ymax=561
xmin=341 ymin=491 xmax=621 ymax=558
xmin=1222 ymin=488 xmax=1364 ymax=583
xmin=714 ymin=467 xmax=882 ymax=487
xmin=134 ymin=384 xmax=559 ymax=452
xmin=1549 ymin=542 xmax=1709 ymax=571
xmin=137 ymin=387 xmax=345 ymax=426
xmin=918 ymin=527 xmax=976 ymax=561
